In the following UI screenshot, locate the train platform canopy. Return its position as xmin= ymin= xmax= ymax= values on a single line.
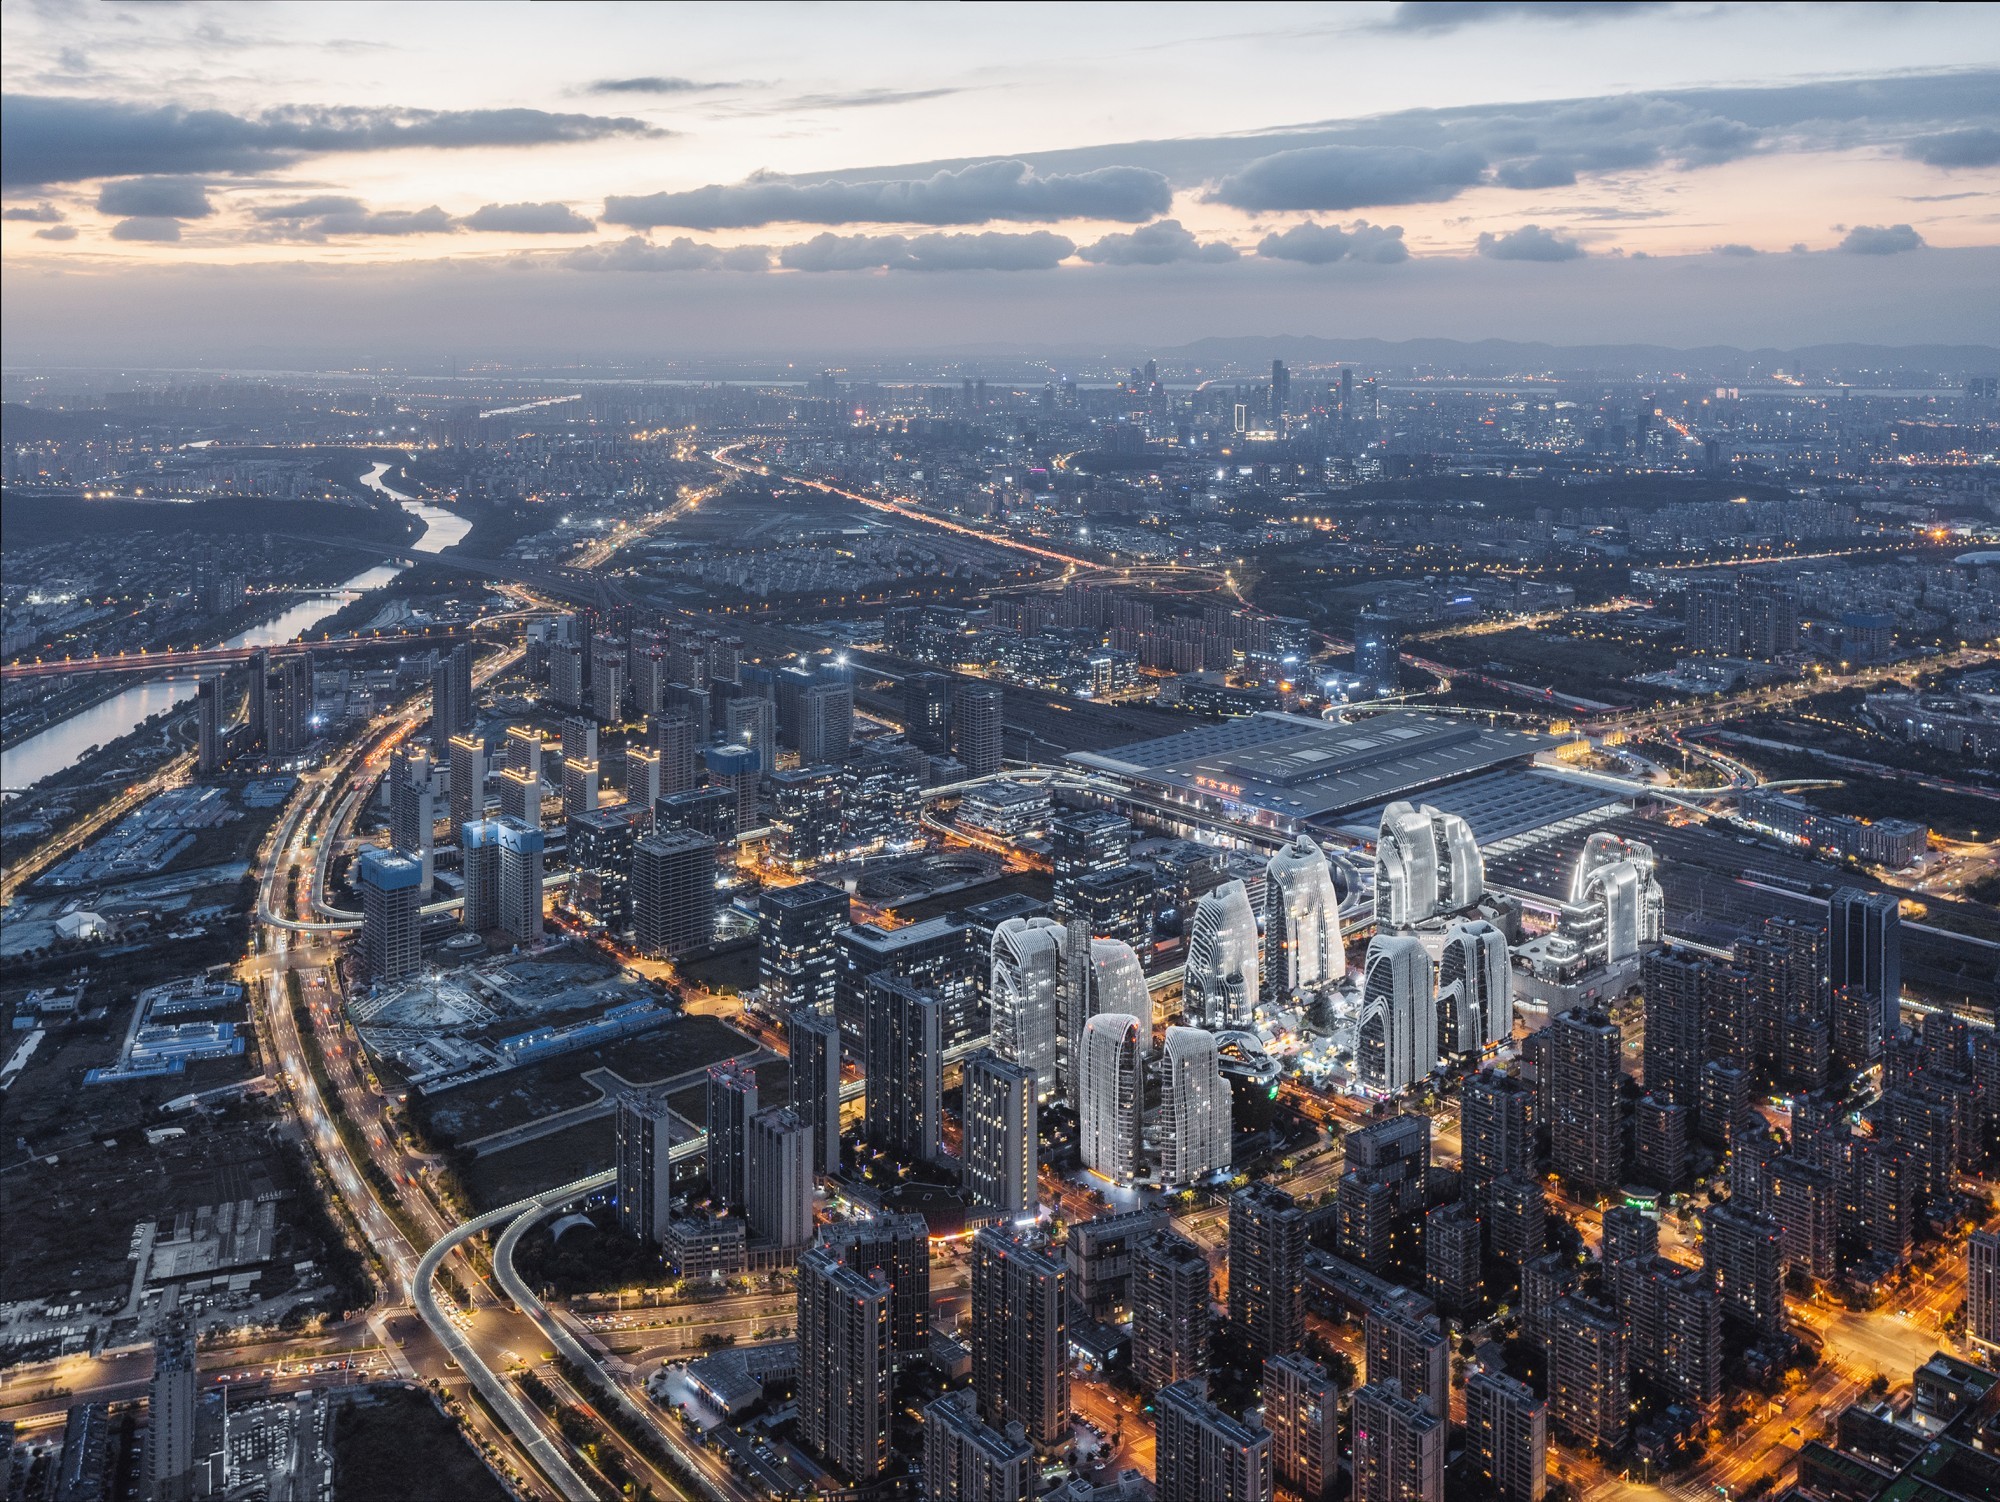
xmin=1333 ymin=768 xmax=1628 ymax=850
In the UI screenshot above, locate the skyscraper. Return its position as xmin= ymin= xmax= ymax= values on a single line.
xmin=1050 ymin=808 xmax=1132 ymax=920
xmin=746 ymin=1106 xmax=814 ymax=1250
xmin=962 ymin=1050 xmax=1037 ymax=1216
xmin=1547 ymin=1295 xmax=1628 ymax=1449
xmin=823 ymin=1214 xmax=931 ymax=1360
xmin=631 ymin=827 xmax=716 ymax=957
xmin=650 ymin=708 xmax=698 ymax=795
xmin=265 ymin=653 xmax=314 ymax=755
xmin=922 ymin=1390 xmax=1033 ymax=1502
xmin=1060 ymin=935 xmax=1147 ymax=1103
xmin=902 ymin=673 xmax=953 ymax=754
xmin=494 ymin=815 xmax=544 ymax=944
xmin=1364 ymin=1302 xmax=1449 ymax=1421
xmin=1358 ymin=934 xmax=1435 ymax=1095
xmin=147 ymin=1322 xmax=197 ymax=1502
xmin=195 ymin=676 xmax=222 ymax=774
xmin=1703 ymin=1202 xmax=1787 ymax=1337
xmin=1159 ymin=1026 xmax=1231 ymax=1184
xmin=953 ymin=682 xmax=1004 ymax=777
xmin=1352 ymin=1380 xmax=1444 ymax=1502
xmin=1641 ymin=946 xmax=1707 ymax=1121
xmin=388 ymin=746 xmax=436 ymax=895
xmin=796 ymin=1244 xmax=892 ymax=1480
xmin=355 ymin=847 xmax=422 ymax=983
xmin=969 ymin=1228 xmax=1068 ymax=1447
xmin=788 ymin=1009 xmax=844 ymax=1177
xmin=1263 ymin=1353 xmax=1339 ymax=1502
xmin=1261 ymin=836 xmax=1345 ymax=1007
xmin=1078 ymin=1012 xmax=1144 ymax=1183
xmin=432 ymin=641 xmax=473 ymax=741
xmin=1374 ymin=802 xmax=1439 ymax=928
xmin=614 ymin=1088 xmax=676 ymax=1242
xmin=990 ymin=916 xmax=1068 ymax=1096
xmin=706 ymin=1059 xmax=759 ymax=1213
xmin=1831 ymin=887 xmax=1901 ymax=1056
xmin=703 ymin=741 xmax=760 ymax=833
xmin=1131 ymin=1232 xmax=1211 ymax=1392
xmin=1155 ymin=1378 xmax=1274 ymax=1502
xmin=1425 ymin=1201 xmax=1483 ymax=1316
xmin=1186 ymin=878 xmax=1259 ymax=1029
xmin=1548 ymin=1007 xmax=1624 ymax=1193
xmin=446 ymin=731 xmax=485 ymax=844
xmin=1463 ymin=1368 xmax=1546 ymax=1502
xmin=769 ymin=764 xmax=845 ymax=867
xmin=459 ymin=818 xmax=499 ymax=933
xmin=1229 ymin=1182 xmax=1305 ymax=1361
xmin=1461 ymin=1068 xmax=1535 ymax=1212
xmin=864 ymin=973 xmax=942 ymax=1164
xmin=724 ymin=692 xmax=777 ymax=779
xmin=497 ymin=724 xmax=544 ymax=823
xmin=1438 ymin=919 xmax=1511 ymax=1055
xmin=565 ymin=804 xmax=639 ymax=931
xmin=1625 ymin=1256 xmax=1722 ymax=1414
xmin=799 ymin=678 xmax=854 ymax=766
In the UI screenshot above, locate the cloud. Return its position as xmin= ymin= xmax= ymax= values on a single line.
xmin=1906 ymin=128 xmax=2000 ymax=168
xmin=781 ymin=88 xmax=961 ymax=111
xmin=35 ymin=224 xmax=78 ymax=241
xmin=1255 ymin=220 xmax=1409 ymax=264
xmin=4 ymin=201 xmax=65 ymax=222
xmin=1078 ymin=219 xmax=1236 ymax=266
xmin=251 ymin=196 xmax=456 ymax=240
xmin=603 ymin=158 xmax=1170 ymax=230
xmin=587 ymin=76 xmax=740 ymax=95
xmin=95 ymin=175 xmax=214 ymax=219
xmin=777 ymin=230 xmax=1074 ymax=272
xmin=108 ymin=216 xmax=182 ymax=242
xmin=1208 ymin=145 xmax=1487 ymax=213
xmin=1476 ymin=224 xmax=1586 ymax=261
xmin=560 ymin=235 xmax=771 ymax=272
xmin=461 ymin=201 xmax=596 ymax=234
xmin=1378 ymin=1 xmax=1671 ymax=31
xmin=1838 ymin=223 xmax=1925 ymax=255
xmin=1712 ymin=242 xmax=1759 ymax=256
xmin=2 ymin=94 xmax=663 ymax=187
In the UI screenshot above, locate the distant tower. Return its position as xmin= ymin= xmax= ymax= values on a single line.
xmin=969 ymin=1228 xmax=1069 ymax=1447
xmin=1186 ymin=878 xmax=1259 ymax=1029
xmin=1079 ymin=1013 xmax=1145 ymax=1183
xmin=355 ymin=847 xmax=422 ymax=984
xmin=614 ymin=1088 xmax=676 ymax=1243
xmin=148 ymin=1320 xmax=198 ymax=1502
xmin=494 ymin=815 xmax=544 ymax=945
xmin=1438 ymin=919 xmax=1511 ymax=1055
xmin=195 ymin=677 xmax=222 ymax=774
xmin=952 ymin=682 xmax=1004 ymax=776
xmin=460 ymin=819 xmax=499 ymax=933
xmin=1357 ymin=934 xmax=1435 ymax=1094
xmin=1262 ymin=836 xmax=1344 ymax=1007
xmin=962 ymin=1050 xmax=1038 ymax=1216
xmin=990 ymin=916 xmax=1068 ymax=1097
xmin=787 ymin=1010 xmax=843 ymax=1177
xmin=1229 ymin=1182 xmax=1305 ymax=1361
xmin=705 ymin=1059 xmax=759 ymax=1213
xmin=796 ymin=1245 xmax=892 ymax=1480
xmin=1159 ymin=1027 xmax=1230 ymax=1184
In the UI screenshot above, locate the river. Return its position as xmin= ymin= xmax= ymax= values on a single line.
xmin=2 ymin=462 xmax=469 ymax=796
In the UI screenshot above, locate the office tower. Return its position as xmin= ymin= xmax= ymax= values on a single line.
xmin=1261 ymin=836 xmax=1344 ymax=1007
xmin=864 ymin=973 xmax=943 ymax=1163
xmin=823 ymin=1214 xmax=931 ymax=1360
xmin=703 ymin=741 xmax=760 ymax=831
xmin=1548 ymin=1007 xmax=1624 ymax=1193
xmin=761 ymin=881 xmax=846 ymax=1017
xmin=1229 ymin=1182 xmax=1306 ymax=1360
xmin=1487 ymin=1174 xmax=1546 ymax=1270
xmin=922 ymin=1389 xmax=1032 ymax=1502
xmin=649 ymin=708 xmax=697 ymax=795
xmin=953 ymin=682 xmax=1004 ymax=776
xmin=1131 ymin=1233 xmax=1210 ymax=1392
xmin=388 ymin=746 xmax=436 ymax=894
xmin=799 ymin=678 xmax=854 ymax=765
xmin=1160 ymin=1027 xmax=1231 ymax=1184
xmin=631 ymin=827 xmax=716 ymax=957
xmin=746 ymin=1106 xmax=814 ymax=1250
xmin=1155 ymin=1378 xmax=1274 ymax=1502
xmin=1351 ymin=1380 xmax=1444 ymax=1502
xmin=588 ymin=637 xmax=625 ymax=723
xmin=1548 ymin=1295 xmax=1629 ymax=1449
xmin=1425 ymin=1202 xmax=1483 ymax=1315
xmin=705 ymin=1059 xmax=758 ymax=1212
xmin=1186 ymin=878 xmax=1260 ymax=1029
xmin=969 ymin=1228 xmax=1068 ymax=1447
xmin=562 ymin=715 xmax=597 ymax=778
xmin=1634 ymin=1095 xmax=1688 ymax=1191
xmin=560 ymin=749 xmax=599 ymax=820
xmin=1365 ymin=1303 xmax=1449 ymax=1420
xmin=623 ymin=744 xmax=663 ymax=811
xmin=246 ymin=648 xmax=269 ymax=746
xmin=549 ymin=640 xmax=585 ymax=711
xmin=1061 ymin=935 xmax=1147 ymax=1102
xmin=1355 ymin=629 xmax=1399 ymax=690
xmin=769 ymin=764 xmax=845 ymax=867
xmin=459 ymin=818 xmax=499 ymax=933
xmin=1078 ymin=1012 xmax=1144 ymax=1183
xmin=1626 ymin=1257 xmax=1722 ymax=1413
xmin=432 ymin=641 xmax=473 ymax=740
xmin=1569 ymin=832 xmax=1664 ymax=963
xmin=962 ymin=1050 xmax=1037 ymax=1216
xmin=1461 ymin=1069 xmax=1535 ymax=1211
xmin=1050 ymin=809 xmax=1131 ymax=919
xmin=1374 ymin=801 xmax=1439 ymax=927
xmin=1969 ymin=1229 xmax=2000 ymax=1352
xmin=841 ymin=739 xmax=922 ymax=851
xmin=566 ymin=805 xmax=639 ymax=931
xmin=1521 ymin=1252 xmax=1581 ymax=1349
xmin=1337 ymin=1114 xmax=1429 ymax=1273
xmin=1439 ymin=918 xmax=1511 ymax=1055
xmin=615 ymin=1088 xmax=676 ymax=1242
xmin=265 ymin=653 xmax=314 ymax=755
xmin=1463 ymin=1369 xmax=1546 ymax=1502
xmin=796 ymin=1245 xmax=892 ymax=1481
xmin=1641 ymin=946 xmax=1706 ymax=1119
xmin=1358 ymin=934 xmax=1436 ymax=1095
xmin=356 ymin=847 xmax=422 ymax=983
xmin=497 ymin=725 xmax=543 ymax=823
xmin=903 ymin=673 xmax=953 ymax=754
xmin=786 ymin=1010 xmax=844 ymax=1177
xmin=1071 ymin=864 xmax=1154 ymax=950
xmin=835 ymin=917 xmax=984 ymax=1055
xmin=195 ymin=676 xmax=222 ymax=774
xmin=1831 ymin=887 xmax=1901 ymax=1057
xmin=657 ymin=784 xmax=737 ymax=850
xmin=1059 ymin=1210 xmax=1160 ymax=1328
xmin=1704 ymin=1202 xmax=1787 ymax=1337
xmin=991 ymin=916 xmax=1068 ymax=1094
xmin=1263 ymin=1354 xmax=1338 ymax=1502
xmin=148 ymin=1321 xmax=197 ymax=1502
xmin=664 ymin=678 xmax=712 ymax=741
xmin=447 ymin=731 xmax=485 ymax=843
xmin=725 ymin=693 xmax=777 ymax=778
xmin=493 ymin=815 xmax=543 ymax=944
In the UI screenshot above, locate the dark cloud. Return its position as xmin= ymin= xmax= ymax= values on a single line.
xmin=1209 ymin=145 xmax=1487 ymax=213
xmin=587 ymin=76 xmax=740 ymax=95
xmin=108 ymin=216 xmax=182 ymax=242
xmin=778 ymin=230 xmax=1074 ymax=272
xmin=1256 ymin=220 xmax=1409 ymax=264
xmin=2 ymin=94 xmax=663 ymax=188
xmin=251 ymin=197 xmax=456 ymax=240
xmin=1476 ymin=224 xmax=1586 ymax=261
xmin=461 ymin=201 xmax=596 ymax=234
xmin=560 ymin=235 xmax=771 ymax=272
xmin=1839 ymin=223 xmax=1925 ymax=255
xmin=95 ymin=175 xmax=214 ymax=219
xmin=251 ymin=195 xmax=367 ymax=221
xmin=1712 ymin=242 xmax=1759 ymax=256
xmin=603 ymin=159 xmax=1169 ymax=230
xmin=1078 ymin=219 xmax=1236 ymax=266
xmin=3 ymin=202 xmax=64 ymax=222
xmin=1379 ymin=1 xmax=1671 ymax=32
xmin=34 ymin=224 xmax=78 ymax=241
xmin=1906 ymin=128 xmax=2000 ymax=168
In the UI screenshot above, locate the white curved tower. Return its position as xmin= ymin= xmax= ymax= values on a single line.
xmin=1186 ymin=878 xmax=1259 ymax=1030
xmin=1571 ymin=833 xmax=1663 ymax=963
xmin=1079 ymin=1013 xmax=1145 ymax=1183
xmin=991 ymin=916 xmax=1069 ymax=1097
xmin=1439 ymin=919 xmax=1512 ymax=1054
xmin=1374 ymin=802 xmax=1440 ymax=929
xmin=1159 ymin=1026 xmax=1231 ymax=1185
xmin=1058 ymin=933 xmax=1148 ymax=1102
xmin=1431 ymin=808 xmax=1484 ymax=913
xmin=1262 ymin=836 xmax=1346 ymax=1007
xmin=1357 ymin=934 xmax=1436 ymax=1094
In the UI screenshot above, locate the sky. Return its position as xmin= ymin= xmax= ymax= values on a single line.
xmin=4 ymin=0 xmax=1999 ymax=365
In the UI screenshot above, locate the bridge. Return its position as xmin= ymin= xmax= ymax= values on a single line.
xmin=1 ymin=621 xmax=530 ymax=683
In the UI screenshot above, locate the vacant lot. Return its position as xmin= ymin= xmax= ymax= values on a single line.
xmin=332 ymin=1386 xmax=510 ymax=1502
xmin=462 ymin=1117 xmax=617 ymax=1213
xmin=664 ymin=1057 xmax=790 ymax=1126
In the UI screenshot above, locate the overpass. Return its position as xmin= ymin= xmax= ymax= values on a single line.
xmin=2 ymin=620 xmax=533 ymax=684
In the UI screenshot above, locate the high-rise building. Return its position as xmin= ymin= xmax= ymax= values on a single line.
xmin=1131 ymin=1232 xmax=1211 ymax=1393
xmin=1263 ymin=1353 xmax=1339 ymax=1502
xmin=1738 ymin=914 xmax=1831 ymax=1091
xmin=1625 ymin=1256 xmax=1722 ymax=1414
xmin=1160 ymin=1027 xmax=1231 ymax=1184
xmin=796 ymin=1244 xmax=892 ymax=1480
xmin=497 ymin=725 xmax=544 ymax=823
xmin=746 ymin=1106 xmax=814 ymax=1250
xmin=1831 ymin=888 xmax=1901 ymax=1058
xmin=1374 ymin=801 xmax=1477 ymax=927
xmin=631 ymin=827 xmax=716 ymax=957
xmin=823 ymin=1214 xmax=931 ymax=1360
xmin=724 ymin=693 xmax=776 ymax=779
xmin=1547 ymin=1295 xmax=1628 ymax=1449
xmin=1703 ymin=1202 xmax=1787 ymax=1337
xmin=1078 ymin=1012 xmax=1144 ymax=1183
xmin=1425 ymin=1201 xmax=1483 ymax=1316
xmin=1968 ymin=1229 xmax=2000 ymax=1352
xmin=769 ymin=763 xmax=845 ymax=868
xmin=195 ymin=676 xmax=222 ymax=774
xmin=265 ymin=653 xmax=314 ymax=755
xmin=706 ymin=1059 xmax=759 ymax=1212
xmin=864 ymin=973 xmax=942 ymax=1164
xmin=460 ymin=818 xmax=500 ymax=933
xmin=1071 ymin=864 xmax=1154 ymax=951
xmin=1262 ymin=836 xmax=1345 ymax=1007
xmin=1358 ymin=934 xmax=1436 ymax=1096
xmin=990 ymin=916 xmax=1068 ymax=1096
xmin=148 ymin=1322 xmax=197 ymax=1502
xmin=902 ymin=673 xmax=953 ymax=754
xmin=356 ymin=847 xmax=422 ymax=983
xmin=1155 ymin=1379 xmax=1274 ymax=1502
xmin=952 ymin=682 xmax=1004 ymax=777
xmin=1050 ymin=808 xmax=1132 ymax=919
xmin=1461 ymin=1069 xmax=1535 ymax=1212
xmin=649 ymin=709 xmax=698 ymax=796
xmin=1548 ymin=1008 xmax=1624 ymax=1193
xmin=388 ymin=746 xmax=436 ymax=894
xmin=1229 ymin=1182 xmax=1305 ymax=1360
xmin=1771 ymin=1157 xmax=1839 ymax=1281
xmin=246 ymin=648 xmax=268 ymax=747
xmin=922 ymin=1389 xmax=1033 ymax=1502
xmin=788 ymin=1009 xmax=844 ymax=1177
xmin=1486 ymin=1173 xmax=1546 ymax=1271
xmin=623 ymin=744 xmax=663 ymax=811
xmin=840 ymin=738 xmax=922 ymax=851
xmin=615 ymin=1088 xmax=676 ymax=1243
xmin=962 ymin=1050 xmax=1037 ymax=1216
xmin=1633 ymin=1094 xmax=1688 ymax=1191
xmin=799 ymin=679 xmax=854 ymax=766
xmin=703 ymin=742 xmax=760 ymax=832
xmin=447 ymin=731 xmax=486 ymax=844
xmin=1641 ymin=946 xmax=1707 ymax=1121
xmin=835 ymin=917 xmax=983 ymax=1054
xmin=969 ymin=1228 xmax=1068 ymax=1447
xmin=1365 ymin=1302 xmax=1449 ymax=1420
xmin=1186 ymin=878 xmax=1260 ymax=1029
xmin=565 ymin=805 xmax=639 ymax=931
xmin=494 ymin=815 xmax=544 ymax=944
xmin=1351 ymin=1380 xmax=1444 ymax=1502
xmin=432 ymin=641 xmax=473 ymax=741
xmin=1438 ymin=919 xmax=1511 ymax=1055
xmin=761 ymin=882 xmax=847 ymax=1020
xmin=1568 ymin=833 xmax=1665 ymax=964
xmin=1463 ymin=1368 xmax=1546 ymax=1502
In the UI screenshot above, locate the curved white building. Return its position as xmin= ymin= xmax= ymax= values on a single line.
xmin=1357 ymin=934 xmax=1436 ymax=1095
xmin=1159 ymin=1027 xmax=1231 ymax=1185
xmin=1186 ymin=878 xmax=1259 ymax=1030
xmin=1262 ymin=836 xmax=1346 ymax=1007
xmin=1433 ymin=809 xmax=1484 ymax=913
xmin=1439 ymin=919 xmax=1512 ymax=1055
xmin=1570 ymin=832 xmax=1663 ymax=962
xmin=1079 ymin=1013 xmax=1145 ymax=1183
xmin=1055 ymin=931 xmax=1148 ymax=1102
xmin=991 ymin=916 xmax=1069 ymax=1098
xmin=1374 ymin=803 xmax=1440 ymax=928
